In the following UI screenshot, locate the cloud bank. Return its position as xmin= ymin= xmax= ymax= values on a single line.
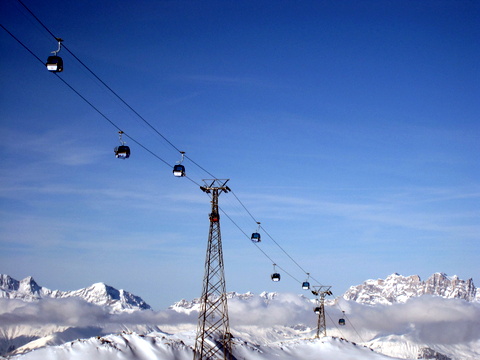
xmin=1 ymin=293 xmax=479 ymax=346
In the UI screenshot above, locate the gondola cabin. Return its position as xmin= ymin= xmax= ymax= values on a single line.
xmin=339 ymin=318 xmax=346 ymax=326
xmin=173 ymin=164 xmax=185 ymax=177
xmin=114 ymin=145 xmax=130 ymax=159
xmin=302 ymin=281 xmax=310 ymax=290
xmin=251 ymin=232 xmax=261 ymax=243
xmin=46 ymin=56 xmax=63 ymax=72
xmin=271 ymin=273 xmax=281 ymax=282
xmin=314 ymin=307 xmax=321 ymax=314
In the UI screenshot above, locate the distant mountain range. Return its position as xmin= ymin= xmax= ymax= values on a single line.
xmin=1 ymin=272 xmax=478 ymax=316
xmin=0 ymin=274 xmax=151 ymax=312
xmin=168 ymin=273 xmax=479 ymax=313
xmin=342 ymin=272 xmax=479 ymax=305
xmin=1 ymin=272 xmax=478 ymax=315
xmin=1 ymin=272 xmax=479 ymax=360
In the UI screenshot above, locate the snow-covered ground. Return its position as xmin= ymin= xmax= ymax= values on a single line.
xmin=2 ymin=331 xmax=408 ymax=360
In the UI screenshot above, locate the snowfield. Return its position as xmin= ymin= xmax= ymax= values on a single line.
xmin=3 ymin=331 xmax=407 ymax=360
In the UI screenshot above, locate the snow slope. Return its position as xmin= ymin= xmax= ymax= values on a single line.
xmin=3 ymin=331 xmax=408 ymax=360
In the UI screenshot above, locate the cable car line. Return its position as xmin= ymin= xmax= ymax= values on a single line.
xmin=9 ymin=0 xmax=363 ymax=341
xmin=325 ymin=311 xmax=347 ymax=339
xmin=260 ymin=225 xmax=323 ymax=287
xmin=15 ymin=0 xmax=218 ymax=182
xmin=54 ymin=71 xmax=203 ymax=187
xmin=4 ymin=12 xmax=330 ymax=298
xmin=1 ymin=23 xmax=205 ymax=190
xmin=5 ymin=13 xmax=363 ymax=341
xmin=9 ymin=2 xmax=323 ymax=288
xmin=335 ymin=304 xmax=365 ymax=343
xmin=15 ymin=0 xmax=193 ymax=167
xmin=2 ymin=19 xmax=318 ymax=292
xmin=218 ymin=207 xmax=302 ymax=284
xmin=17 ymin=0 xmax=220 ymax=184
xmin=230 ymin=189 xmax=321 ymax=286
xmin=56 ymin=72 xmax=202 ymax=189
xmin=15 ymin=0 xmax=216 ymax=181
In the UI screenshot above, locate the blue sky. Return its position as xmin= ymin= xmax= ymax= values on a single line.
xmin=0 ymin=0 xmax=478 ymax=310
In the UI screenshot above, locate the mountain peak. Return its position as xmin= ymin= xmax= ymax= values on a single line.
xmin=19 ymin=276 xmax=41 ymax=295
xmin=87 ymin=282 xmax=121 ymax=299
xmin=343 ymin=273 xmax=477 ymax=305
xmin=0 ymin=275 xmax=151 ymax=312
xmin=0 ymin=274 xmax=19 ymax=290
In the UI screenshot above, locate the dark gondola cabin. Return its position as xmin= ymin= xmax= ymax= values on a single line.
xmin=314 ymin=307 xmax=321 ymax=314
xmin=302 ymin=281 xmax=310 ymax=290
xmin=114 ymin=145 xmax=130 ymax=159
xmin=339 ymin=318 xmax=346 ymax=326
xmin=271 ymin=273 xmax=281 ymax=282
xmin=46 ymin=56 xmax=63 ymax=72
xmin=173 ymin=164 xmax=185 ymax=177
xmin=251 ymin=232 xmax=261 ymax=243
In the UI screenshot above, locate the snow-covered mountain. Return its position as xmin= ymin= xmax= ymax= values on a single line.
xmin=0 ymin=275 xmax=151 ymax=312
xmin=1 ymin=330 xmax=408 ymax=360
xmin=3 ymin=332 xmax=414 ymax=360
xmin=169 ymin=291 xmax=281 ymax=314
xmin=343 ymin=272 xmax=478 ymax=305
xmin=1 ymin=272 xmax=479 ymax=360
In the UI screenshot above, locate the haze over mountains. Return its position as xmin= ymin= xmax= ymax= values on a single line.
xmin=1 ymin=272 xmax=479 ymax=360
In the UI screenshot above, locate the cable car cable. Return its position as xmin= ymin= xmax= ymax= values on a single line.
xmin=335 ymin=303 xmax=365 ymax=343
xmin=12 ymin=1 xmax=326 ymax=287
xmin=15 ymin=0 xmax=207 ymax=170
xmin=325 ymin=311 xmax=347 ymax=340
xmin=57 ymin=74 xmax=202 ymax=189
xmin=3 ymin=20 xmax=320 ymax=293
xmin=230 ymin=189 xmax=321 ymax=285
xmin=260 ymin=225 xmax=323 ymax=286
xmin=219 ymin=206 xmax=302 ymax=284
xmin=1 ymin=23 xmax=204 ymax=189
xmin=4 ymin=14 xmax=328 ymax=294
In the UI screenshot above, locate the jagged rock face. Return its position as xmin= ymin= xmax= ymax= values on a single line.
xmin=343 ymin=273 xmax=478 ymax=305
xmin=0 ymin=274 xmax=20 ymax=291
xmin=418 ymin=347 xmax=452 ymax=360
xmin=0 ymin=275 xmax=151 ymax=312
xmin=422 ymin=273 xmax=476 ymax=301
xmin=0 ymin=275 xmax=45 ymax=301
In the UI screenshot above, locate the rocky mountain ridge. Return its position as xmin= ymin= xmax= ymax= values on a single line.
xmin=3 ymin=272 xmax=477 ymax=314
xmin=1 ymin=272 xmax=478 ymax=360
xmin=169 ymin=291 xmax=281 ymax=313
xmin=0 ymin=274 xmax=150 ymax=312
xmin=343 ymin=272 xmax=478 ymax=305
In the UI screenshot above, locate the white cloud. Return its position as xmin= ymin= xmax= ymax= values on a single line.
xmin=1 ymin=293 xmax=480 ymax=360
xmin=4 ymin=293 xmax=479 ymax=347
xmin=341 ymin=296 xmax=480 ymax=345
xmin=0 ymin=298 xmax=195 ymax=328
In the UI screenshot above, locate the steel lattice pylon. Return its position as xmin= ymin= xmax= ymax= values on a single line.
xmin=312 ymin=286 xmax=332 ymax=338
xmin=194 ymin=180 xmax=233 ymax=360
